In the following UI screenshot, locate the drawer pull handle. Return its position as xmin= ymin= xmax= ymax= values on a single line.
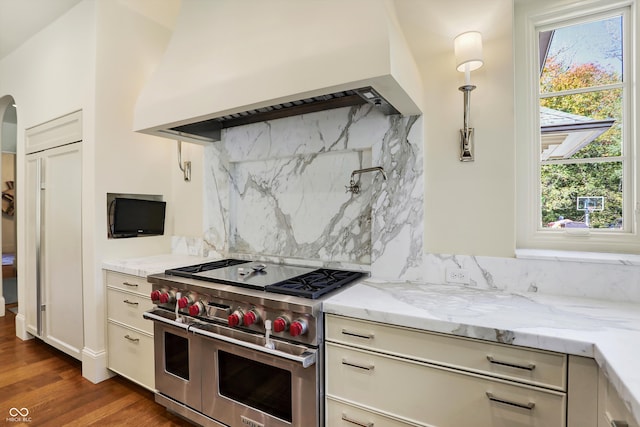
xmin=123 ymin=300 xmax=139 ymax=306
xmin=487 ymin=355 xmax=536 ymax=371
xmin=122 ymin=281 xmax=138 ymax=288
xmin=486 ymin=392 xmax=535 ymax=410
xmin=341 ymin=329 xmax=374 ymax=340
xmin=611 ymin=421 xmax=629 ymax=427
xmin=124 ymin=334 xmax=140 ymax=343
xmin=341 ymin=359 xmax=375 ymax=371
xmin=342 ymin=413 xmax=374 ymax=427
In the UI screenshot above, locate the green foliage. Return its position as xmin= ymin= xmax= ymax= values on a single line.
xmin=539 ymin=56 xmax=623 ymax=228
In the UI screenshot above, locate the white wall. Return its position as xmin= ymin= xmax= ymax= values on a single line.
xmin=420 ymin=0 xmax=515 ymax=257
xmin=0 ymin=1 xmax=96 ymax=339
xmin=0 ymin=0 xmax=180 ymax=382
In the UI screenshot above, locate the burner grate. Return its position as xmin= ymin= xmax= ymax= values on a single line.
xmin=266 ymin=269 xmax=366 ymax=299
xmin=165 ymin=259 xmax=250 ymax=278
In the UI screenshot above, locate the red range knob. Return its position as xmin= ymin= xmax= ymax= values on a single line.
xmin=273 ymin=317 xmax=288 ymax=333
xmin=159 ymin=292 xmax=170 ymax=304
xmin=243 ymin=311 xmax=259 ymax=326
xmin=177 ymin=296 xmax=190 ymax=309
xmin=228 ymin=312 xmax=243 ymax=327
xmin=150 ymin=290 xmax=161 ymax=302
xmin=290 ymin=320 xmax=307 ymax=337
xmin=188 ymin=302 xmax=203 ymax=317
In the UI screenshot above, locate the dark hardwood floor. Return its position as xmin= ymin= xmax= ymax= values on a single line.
xmin=0 ymin=304 xmax=193 ymax=426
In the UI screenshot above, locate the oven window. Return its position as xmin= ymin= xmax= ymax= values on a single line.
xmin=218 ymin=350 xmax=292 ymax=422
xmin=164 ymin=332 xmax=189 ymax=380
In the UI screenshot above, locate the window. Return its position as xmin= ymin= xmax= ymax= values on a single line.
xmin=515 ymin=0 xmax=639 ymax=253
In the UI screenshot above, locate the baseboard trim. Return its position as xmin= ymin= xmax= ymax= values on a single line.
xmin=81 ymin=347 xmax=114 ymax=384
xmin=14 ymin=313 xmax=33 ymax=340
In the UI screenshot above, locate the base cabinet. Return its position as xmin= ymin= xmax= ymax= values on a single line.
xmin=598 ymin=369 xmax=640 ymax=427
xmin=325 ymin=314 xmax=567 ymax=427
xmin=105 ymin=270 xmax=155 ymax=390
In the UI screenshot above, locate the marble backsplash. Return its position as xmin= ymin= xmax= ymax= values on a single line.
xmin=171 ymin=102 xmax=640 ymax=304
xmin=196 ymin=104 xmax=423 ymax=270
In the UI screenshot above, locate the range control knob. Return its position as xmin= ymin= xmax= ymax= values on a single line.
xmin=273 ymin=316 xmax=290 ymax=333
xmin=243 ymin=310 xmax=260 ymax=326
xmin=289 ymin=319 xmax=308 ymax=337
xmin=159 ymin=290 xmax=175 ymax=304
xmin=188 ymin=301 xmax=204 ymax=317
xmin=228 ymin=310 xmax=245 ymax=327
xmin=150 ymin=290 xmax=161 ymax=302
xmin=177 ymin=295 xmax=193 ymax=309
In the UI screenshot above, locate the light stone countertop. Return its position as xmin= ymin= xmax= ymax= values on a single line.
xmin=323 ymin=279 xmax=640 ymax=425
xmin=102 ymin=254 xmax=215 ymax=277
xmin=102 ymin=255 xmax=640 ymax=423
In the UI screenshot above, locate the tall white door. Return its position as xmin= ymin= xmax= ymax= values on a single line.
xmin=25 ymin=111 xmax=83 ymax=360
xmin=25 ymin=143 xmax=83 ymax=359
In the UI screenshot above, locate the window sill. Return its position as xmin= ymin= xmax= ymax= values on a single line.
xmin=515 ymin=249 xmax=640 ymax=266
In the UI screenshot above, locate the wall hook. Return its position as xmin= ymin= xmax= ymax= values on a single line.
xmin=177 ymin=140 xmax=191 ymax=181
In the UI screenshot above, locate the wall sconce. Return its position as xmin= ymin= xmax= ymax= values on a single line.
xmin=177 ymin=140 xmax=191 ymax=181
xmin=454 ymin=31 xmax=484 ymax=162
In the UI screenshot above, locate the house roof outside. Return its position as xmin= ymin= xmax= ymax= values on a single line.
xmin=540 ymin=107 xmax=615 ymax=161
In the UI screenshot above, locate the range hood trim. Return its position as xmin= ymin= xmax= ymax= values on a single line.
xmin=134 ymin=0 xmax=424 ymax=145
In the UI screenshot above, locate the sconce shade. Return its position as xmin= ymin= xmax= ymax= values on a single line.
xmin=454 ymin=31 xmax=484 ymax=72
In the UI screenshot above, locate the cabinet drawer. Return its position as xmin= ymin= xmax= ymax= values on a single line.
xmin=327 ymin=343 xmax=566 ymax=427
xmin=107 ymin=321 xmax=155 ymax=390
xmin=327 ymin=397 xmax=421 ymax=427
xmin=326 ymin=314 xmax=566 ymax=390
xmin=107 ymin=288 xmax=155 ymax=334
xmin=105 ymin=271 xmax=151 ymax=296
xmin=599 ymin=370 xmax=640 ymax=427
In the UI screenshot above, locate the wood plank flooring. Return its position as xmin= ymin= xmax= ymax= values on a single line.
xmin=0 ymin=304 xmax=193 ymax=426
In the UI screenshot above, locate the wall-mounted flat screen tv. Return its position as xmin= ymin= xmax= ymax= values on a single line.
xmin=112 ymin=198 xmax=166 ymax=238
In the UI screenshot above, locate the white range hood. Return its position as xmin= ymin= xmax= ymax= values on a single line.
xmin=133 ymin=0 xmax=423 ymax=144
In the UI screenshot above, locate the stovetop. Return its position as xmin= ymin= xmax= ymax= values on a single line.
xmin=164 ymin=259 xmax=367 ymax=299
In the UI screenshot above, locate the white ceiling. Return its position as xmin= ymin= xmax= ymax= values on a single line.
xmin=0 ymin=0 xmax=83 ymax=60
xmin=0 ymin=0 xmax=505 ymax=63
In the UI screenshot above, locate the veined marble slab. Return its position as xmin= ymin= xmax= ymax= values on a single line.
xmin=324 ymin=280 xmax=640 ymax=425
xmin=102 ymin=254 xmax=215 ymax=277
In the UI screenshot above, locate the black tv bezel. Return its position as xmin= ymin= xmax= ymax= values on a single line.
xmin=111 ymin=197 xmax=166 ymax=238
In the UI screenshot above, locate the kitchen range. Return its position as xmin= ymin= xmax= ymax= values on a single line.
xmin=143 ymin=259 xmax=367 ymax=427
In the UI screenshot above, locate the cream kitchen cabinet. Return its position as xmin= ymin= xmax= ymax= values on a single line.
xmin=325 ymin=314 xmax=578 ymax=427
xmin=24 ymin=111 xmax=83 ymax=360
xmin=599 ymin=368 xmax=639 ymax=427
xmin=105 ymin=270 xmax=155 ymax=390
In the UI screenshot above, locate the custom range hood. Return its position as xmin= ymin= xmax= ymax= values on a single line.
xmin=134 ymin=0 xmax=423 ymax=144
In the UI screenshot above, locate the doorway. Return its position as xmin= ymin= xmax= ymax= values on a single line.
xmin=0 ymin=96 xmax=17 ymax=317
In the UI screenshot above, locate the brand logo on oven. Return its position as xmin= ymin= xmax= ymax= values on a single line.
xmin=241 ymin=416 xmax=264 ymax=427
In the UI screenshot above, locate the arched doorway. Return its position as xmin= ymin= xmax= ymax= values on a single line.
xmin=0 ymin=95 xmax=18 ymax=317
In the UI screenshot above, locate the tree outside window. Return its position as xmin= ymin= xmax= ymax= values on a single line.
xmin=538 ymin=15 xmax=624 ymax=230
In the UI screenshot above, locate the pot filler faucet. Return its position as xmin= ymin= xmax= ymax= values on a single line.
xmin=346 ymin=166 xmax=387 ymax=194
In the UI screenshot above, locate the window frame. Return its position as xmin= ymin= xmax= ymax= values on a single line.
xmin=515 ymin=0 xmax=639 ymax=253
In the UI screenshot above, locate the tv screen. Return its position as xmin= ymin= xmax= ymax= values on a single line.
xmin=112 ymin=198 xmax=166 ymax=238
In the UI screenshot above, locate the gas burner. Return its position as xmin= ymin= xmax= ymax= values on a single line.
xmin=165 ymin=258 xmax=249 ymax=278
xmin=266 ymin=269 xmax=367 ymax=299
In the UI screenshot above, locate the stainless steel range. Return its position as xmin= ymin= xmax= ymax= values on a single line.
xmin=143 ymin=259 xmax=366 ymax=427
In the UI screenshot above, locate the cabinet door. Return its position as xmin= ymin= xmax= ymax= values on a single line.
xmin=599 ymin=370 xmax=640 ymax=427
xmin=41 ymin=143 xmax=83 ymax=358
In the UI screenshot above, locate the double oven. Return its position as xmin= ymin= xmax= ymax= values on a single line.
xmin=143 ymin=259 xmax=366 ymax=427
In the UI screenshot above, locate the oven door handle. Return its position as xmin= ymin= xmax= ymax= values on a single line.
xmin=143 ymin=310 xmax=192 ymax=331
xmin=191 ymin=326 xmax=317 ymax=368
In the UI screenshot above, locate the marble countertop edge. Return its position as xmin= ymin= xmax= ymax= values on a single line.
xmin=323 ymin=279 xmax=640 ymax=424
xmin=101 ymin=255 xmax=640 ymax=424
